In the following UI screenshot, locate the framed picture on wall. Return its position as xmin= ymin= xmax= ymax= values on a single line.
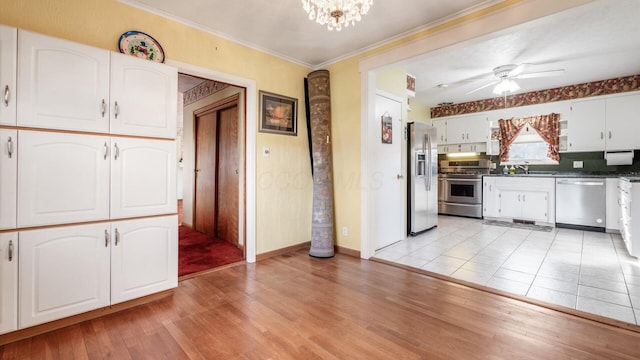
xmin=259 ymin=90 xmax=298 ymax=136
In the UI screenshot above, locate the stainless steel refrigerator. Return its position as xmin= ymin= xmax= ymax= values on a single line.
xmin=407 ymin=122 xmax=438 ymax=235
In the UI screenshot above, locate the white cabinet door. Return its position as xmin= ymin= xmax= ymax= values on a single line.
xmin=0 ymin=129 xmax=17 ymax=230
xmin=111 ymin=137 xmax=177 ymax=219
xmin=110 ymin=215 xmax=177 ymax=304
xmin=19 ymin=224 xmax=110 ymax=328
xmin=483 ymin=177 xmax=499 ymax=218
xmin=520 ymin=191 xmax=549 ymax=222
xmin=433 ymin=119 xmax=447 ymax=144
xmin=605 ymin=93 xmax=640 ymax=151
xmin=499 ymin=189 xmax=522 ymax=219
xmin=0 ymin=26 xmax=17 ymax=126
xmin=445 ymin=115 xmax=489 ymax=144
xmin=0 ymin=232 xmax=18 ymax=335
xmin=606 ymin=177 xmax=620 ymax=231
xmin=109 ymin=52 xmax=177 ymax=139
xmin=17 ymin=30 xmax=110 ymax=133
xmin=568 ymin=98 xmax=605 ymax=152
xmin=17 ymin=131 xmax=110 ymax=227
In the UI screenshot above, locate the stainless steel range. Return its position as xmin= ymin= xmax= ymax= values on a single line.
xmin=438 ymin=159 xmax=492 ymax=218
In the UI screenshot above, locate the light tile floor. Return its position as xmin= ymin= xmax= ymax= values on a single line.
xmin=373 ymin=215 xmax=640 ymax=325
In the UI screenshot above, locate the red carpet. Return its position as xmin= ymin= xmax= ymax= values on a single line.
xmin=179 ymin=226 xmax=244 ymax=277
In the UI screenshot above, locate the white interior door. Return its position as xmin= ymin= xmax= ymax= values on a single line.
xmin=373 ymin=92 xmax=404 ymax=250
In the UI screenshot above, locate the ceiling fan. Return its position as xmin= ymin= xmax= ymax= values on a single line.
xmin=466 ymin=63 xmax=565 ymax=95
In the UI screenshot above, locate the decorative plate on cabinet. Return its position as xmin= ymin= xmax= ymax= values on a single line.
xmin=118 ymin=30 xmax=165 ymax=63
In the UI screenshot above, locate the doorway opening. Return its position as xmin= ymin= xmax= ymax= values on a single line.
xmin=177 ymin=73 xmax=246 ymax=277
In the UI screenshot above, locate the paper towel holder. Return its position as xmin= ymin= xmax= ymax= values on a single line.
xmin=604 ymin=150 xmax=634 ymax=166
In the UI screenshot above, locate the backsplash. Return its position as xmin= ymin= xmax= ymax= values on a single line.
xmin=431 ymin=74 xmax=640 ymax=118
xmin=438 ymin=151 xmax=640 ymax=174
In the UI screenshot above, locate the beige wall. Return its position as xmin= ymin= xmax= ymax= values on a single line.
xmin=0 ymin=0 xmax=313 ymax=256
xmin=2 ymin=0 xmax=593 ymax=256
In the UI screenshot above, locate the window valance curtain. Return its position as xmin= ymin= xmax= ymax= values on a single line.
xmin=498 ymin=113 xmax=560 ymax=162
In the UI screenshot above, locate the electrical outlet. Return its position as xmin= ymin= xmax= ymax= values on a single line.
xmin=573 ymin=160 xmax=583 ymax=169
xmin=342 ymin=226 xmax=348 ymax=236
xmin=263 ymin=146 xmax=270 ymax=157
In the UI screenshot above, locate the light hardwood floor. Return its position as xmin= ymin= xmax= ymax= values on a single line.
xmin=2 ymin=250 xmax=640 ymax=359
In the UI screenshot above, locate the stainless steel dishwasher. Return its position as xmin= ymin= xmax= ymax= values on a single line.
xmin=555 ymin=177 xmax=606 ymax=231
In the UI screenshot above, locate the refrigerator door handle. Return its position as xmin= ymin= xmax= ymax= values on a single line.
xmin=425 ymin=133 xmax=432 ymax=191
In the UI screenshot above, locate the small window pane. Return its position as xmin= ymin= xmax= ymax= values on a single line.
xmin=508 ymin=142 xmax=549 ymax=161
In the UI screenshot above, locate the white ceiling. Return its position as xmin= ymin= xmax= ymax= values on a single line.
xmin=121 ymin=0 xmax=640 ymax=108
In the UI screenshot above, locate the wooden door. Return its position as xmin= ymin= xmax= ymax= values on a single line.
xmin=216 ymin=105 xmax=239 ymax=246
xmin=194 ymin=110 xmax=218 ymax=236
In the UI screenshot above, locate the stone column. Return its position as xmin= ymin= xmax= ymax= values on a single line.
xmin=307 ymin=70 xmax=335 ymax=258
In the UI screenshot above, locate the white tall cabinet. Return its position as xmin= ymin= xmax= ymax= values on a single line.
xmin=0 ymin=129 xmax=17 ymax=230
xmin=0 ymin=26 xmax=179 ymax=335
xmin=0 ymin=232 xmax=18 ymax=335
xmin=19 ymin=224 xmax=111 ymax=328
xmin=111 ymin=216 xmax=178 ymax=305
xmin=0 ymin=25 xmax=17 ymax=126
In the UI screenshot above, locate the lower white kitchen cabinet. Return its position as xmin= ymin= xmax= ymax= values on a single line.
xmin=619 ymin=179 xmax=640 ymax=258
xmin=0 ymin=232 xmax=18 ymax=335
xmin=482 ymin=176 xmax=499 ymax=218
xmin=110 ymin=215 xmax=178 ymax=305
xmin=482 ymin=176 xmax=555 ymax=224
xmin=18 ymin=215 xmax=177 ymax=328
xmin=605 ymin=178 xmax=620 ymax=232
xmin=0 ymin=129 xmax=17 ymax=230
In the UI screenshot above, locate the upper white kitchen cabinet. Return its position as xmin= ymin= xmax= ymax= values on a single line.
xmin=110 ymin=215 xmax=178 ymax=304
xmin=109 ymin=52 xmax=177 ymax=139
xmin=433 ymin=119 xmax=447 ymax=144
xmin=17 ymin=30 xmax=110 ymax=133
xmin=0 ymin=232 xmax=18 ymax=335
xmin=19 ymin=223 xmax=111 ymax=328
xmin=605 ymin=93 xmax=640 ymax=151
xmin=568 ymin=98 xmax=605 ymax=152
xmin=17 ymin=130 xmax=110 ymax=228
xmin=0 ymin=129 xmax=17 ymax=230
xmin=0 ymin=25 xmax=17 ymax=126
xmin=110 ymin=137 xmax=177 ymax=219
xmin=568 ymin=92 xmax=640 ymax=152
xmin=446 ymin=114 xmax=489 ymax=144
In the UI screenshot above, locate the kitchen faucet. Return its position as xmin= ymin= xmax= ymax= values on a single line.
xmin=516 ymin=163 xmax=530 ymax=174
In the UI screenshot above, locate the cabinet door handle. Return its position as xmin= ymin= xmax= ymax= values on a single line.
xmin=103 ymin=142 xmax=109 ymax=160
xmin=104 ymin=230 xmax=109 ymax=248
xmin=7 ymin=136 xmax=13 ymax=159
xmin=522 ymin=194 xmax=526 ymax=202
xmin=601 ymin=132 xmax=603 ymax=140
xmin=461 ymin=134 xmax=464 ymax=140
xmin=115 ymin=228 xmax=120 ymax=246
xmin=114 ymin=101 xmax=120 ymax=119
xmin=609 ymin=131 xmax=612 ymax=139
xmin=101 ymin=99 xmax=106 ymax=117
xmin=3 ymin=85 xmax=8 ymax=107
xmin=517 ymin=194 xmax=521 ymax=202
xmin=114 ymin=143 xmax=120 ymax=160
xmin=8 ymin=240 xmax=13 ymax=261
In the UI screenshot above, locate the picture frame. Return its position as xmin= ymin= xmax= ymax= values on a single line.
xmin=259 ymin=90 xmax=298 ymax=136
xmin=381 ymin=114 xmax=392 ymax=144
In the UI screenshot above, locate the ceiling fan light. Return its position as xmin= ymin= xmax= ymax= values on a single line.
xmin=493 ymin=78 xmax=520 ymax=95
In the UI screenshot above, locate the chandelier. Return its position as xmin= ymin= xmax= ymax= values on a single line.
xmin=302 ymin=0 xmax=373 ymax=31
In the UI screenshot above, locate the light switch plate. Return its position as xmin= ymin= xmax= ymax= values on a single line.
xmin=573 ymin=160 xmax=583 ymax=168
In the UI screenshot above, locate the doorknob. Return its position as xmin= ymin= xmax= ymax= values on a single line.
xmin=195 ymin=169 xmax=201 ymax=172
xmin=397 ymin=174 xmax=404 ymax=179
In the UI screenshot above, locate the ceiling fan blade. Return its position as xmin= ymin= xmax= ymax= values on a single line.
xmin=514 ymin=69 xmax=565 ymax=79
xmin=466 ymin=80 xmax=499 ymax=94
xmin=509 ymin=63 xmax=528 ymax=77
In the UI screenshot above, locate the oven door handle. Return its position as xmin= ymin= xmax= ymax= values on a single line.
xmin=443 ymin=178 xmax=481 ymax=182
